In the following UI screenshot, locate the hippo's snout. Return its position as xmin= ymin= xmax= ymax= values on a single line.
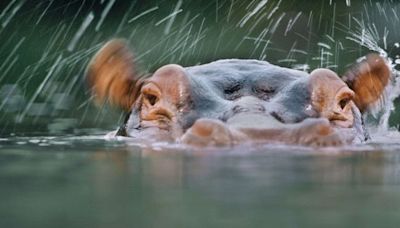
xmin=232 ymin=96 xmax=266 ymax=113
xmin=232 ymin=104 xmax=266 ymax=114
xmin=222 ymin=96 xmax=268 ymax=121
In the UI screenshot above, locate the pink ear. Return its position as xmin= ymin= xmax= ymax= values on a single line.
xmin=343 ymin=53 xmax=391 ymax=113
xmin=86 ymin=39 xmax=143 ymax=111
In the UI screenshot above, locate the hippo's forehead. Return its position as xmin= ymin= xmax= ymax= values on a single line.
xmin=185 ymin=59 xmax=309 ymax=92
xmin=181 ymin=59 xmax=312 ymax=123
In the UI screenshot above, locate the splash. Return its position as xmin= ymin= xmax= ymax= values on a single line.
xmin=346 ymin=18 xmax=400 ymax=135
xmin=68 ymin=12 xmax=95 ymax=52
xmin=239 ymin=0 xmax=269 ymax=27
xmin=95 ymin=0 xmax=116 ymax=31
xmin=0 ymin=0 xmax=25 ymax=28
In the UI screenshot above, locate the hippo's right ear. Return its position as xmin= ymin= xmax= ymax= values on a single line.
xmin=86 ymin=39 xmax=144 ymax=111
xmin=343 ymin=53 xmax=391 ymax=113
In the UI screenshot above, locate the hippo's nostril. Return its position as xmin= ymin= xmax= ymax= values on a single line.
xmin=257 ymin=105 xmax=266 ymax=112
xmin=270 ymin=111 xmax=284 ymax=123
xmin=232 ymin=104 xmax=265 ymax=114
xmin=232 ymin=106 xmax=250 ymax=114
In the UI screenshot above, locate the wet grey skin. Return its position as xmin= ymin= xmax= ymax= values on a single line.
xmin=118 ymin=59 xmax=367 ymax=143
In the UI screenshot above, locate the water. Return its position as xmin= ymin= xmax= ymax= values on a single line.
xmin=1 ymin=135 xmax=400 ymax=227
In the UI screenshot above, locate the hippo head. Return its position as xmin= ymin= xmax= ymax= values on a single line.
xmin=86 ymin=39 xmax=391 ymax=147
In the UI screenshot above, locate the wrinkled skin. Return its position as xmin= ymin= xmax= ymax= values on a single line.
xmin=86 ymin=39 xmax=391 ymax=147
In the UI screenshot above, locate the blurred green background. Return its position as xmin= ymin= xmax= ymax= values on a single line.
xmin=0 ymin=0 xmax=399 ymax=136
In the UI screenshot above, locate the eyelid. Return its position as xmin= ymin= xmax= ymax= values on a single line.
xmin=339 ymin=92 xmax=354 ymax=100
xmin=337 ymin=86 xmax=355 ymax=100
xmin=337 ymin=88 xmax=354 ymax=110
xmin=141 ymin=83 xmax=161 ymax=97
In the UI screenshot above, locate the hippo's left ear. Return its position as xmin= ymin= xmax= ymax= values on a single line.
xmin=86 ymin=39 xmax=144 ymax=111
xmin=343 ymin=53 xmax=391 ymax=113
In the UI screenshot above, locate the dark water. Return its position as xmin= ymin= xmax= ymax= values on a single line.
xmin=1 ymin=135 xmax=400 ymax=228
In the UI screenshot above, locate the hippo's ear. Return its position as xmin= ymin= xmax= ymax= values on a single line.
xmin=343 ymin=53 xmax=391 ymax=113
xmin=86 ymin=39 xmax=144 ymax=111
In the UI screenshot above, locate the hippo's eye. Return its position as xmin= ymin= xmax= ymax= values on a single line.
xmin=144 ymin=93 xmax=158 ymax=106
xmin=339 ymin=98 xmax=350 ymax=109
xmin=141 ymin=83 xmax=161 ymax=107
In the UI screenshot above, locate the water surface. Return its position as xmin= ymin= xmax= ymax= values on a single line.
xmin=1 ymin=134 xmax=400 ymax=228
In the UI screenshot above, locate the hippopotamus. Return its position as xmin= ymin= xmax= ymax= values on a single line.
xmin=86 ymin=39 xmax=391 ymax=147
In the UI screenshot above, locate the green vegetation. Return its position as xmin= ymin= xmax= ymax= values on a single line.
xmin=0 ymin=0 xmax=399 ymax=135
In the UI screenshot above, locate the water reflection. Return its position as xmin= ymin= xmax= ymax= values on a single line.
xmin=2 ymin=137 xmax=400 ymax=227
xmin=1 ymin=0 xmax=400 ymax=136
